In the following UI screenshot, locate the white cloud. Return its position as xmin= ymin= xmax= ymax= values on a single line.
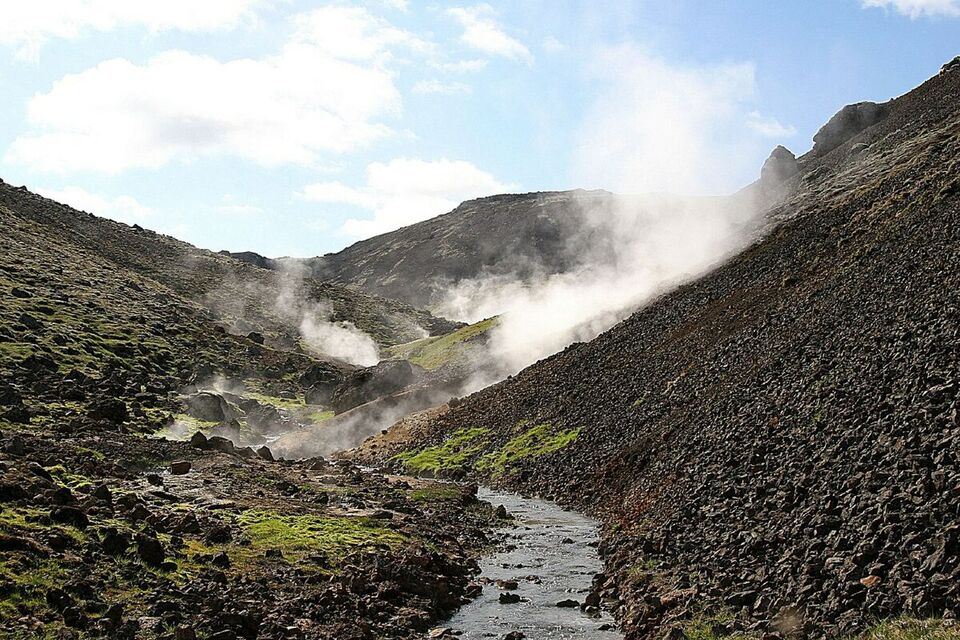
xmin=300 ymin=157 xmax=513 ymax=238
xmin=290 ymin=6 xmax=432 ymax=61
xmin=542 ymin=36 xmax=567 ymax=53
xmin=5 ymin=7 xmax=430 ymax=174
xmin=573 ymin=46 xmax=763 ymax=195
xmin=0 ymin=0 xmax=264 ymax=61
xmin=861 ymin=0 xmax=960 ymax=17
xmin=447 ymin=4 xmax=532 ymax=62
xmin=433 ymin=58 xmax=488 ymax=73
xmin=37 ymin=185 xmax=154 ymax=224
xmin=745 ymin=111 xmax=797 ymax=138
xmin=413 ymin=79 xmax=472 ymax=95
xmin=380 ymin=0 xmax=410 ymax=10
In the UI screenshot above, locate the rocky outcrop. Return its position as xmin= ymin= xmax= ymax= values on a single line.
xmin=760 ymin=145 xmax=798 ymax=187
xmin=813 ymin=101 xmax=890 ymax=155
xmin=330 ymin=360 xmax=426 ymax=414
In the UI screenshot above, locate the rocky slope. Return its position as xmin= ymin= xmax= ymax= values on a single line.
xmin=248 ymin=189 xmax=619 ymax=310
xmin=0 ymin=181 xmax=498 ymax=639
xmin=0 ymin=181 xmax=460 ymax=351
xmin=366 ymin=60 xmax=960 ymax=637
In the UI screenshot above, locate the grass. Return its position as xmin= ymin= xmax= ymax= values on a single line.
xmin=236 ymin=510 xmax=408 ymax=561
xmin=386 ymin=317 xmax=498 ymax=370
xmin=859 ymin=619 xmax=960 ymax=640
xmin=407 ymin=486 xmax=464 ymax=502
xmin=391 ymin=427 xmax=490 ymax=474
xmin=44 ymin=464 xmax=93 ymax=490
xmin=0 ymin=555 xmax=73 ymax=621
xmin=475 ymin=422 xmax=581 ymax=477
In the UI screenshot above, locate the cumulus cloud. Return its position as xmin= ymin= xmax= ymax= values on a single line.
xmin=413 ymin=79 xmax=472 ymax=95
xmin=573 ymin=46 xmax=763 ymax=195
xmin=448 ymin=4 xmax=532 ymax=62
xmin=861 ymin=0 xmax=960 ymax=17
xmin=5 ymin=7 xmax=431 ymax=174
xmin=745 ymin=111 xmax=797 ymax=138
xmin=300 ymin=157 xmax=512 ymax=238
xmin=36 ymin=185 xmax=154 ymax=224
xmin=0 ymin=0 xmax=264 ymax=60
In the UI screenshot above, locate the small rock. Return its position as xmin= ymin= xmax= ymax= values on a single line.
xmin=189 ymin=431 xmax=209 ymax=449
xmin=556 ymin=599 xmax=579 ymax=608
xmin=170 ymin=461 xmax=191 ymax=475
xmin=860 ymin=575 xmax=882 ymax=588
xmin=499 ymin=592 xmax=522 ymax=604
xmin=135 ymin=532 xmax=165 ymax=567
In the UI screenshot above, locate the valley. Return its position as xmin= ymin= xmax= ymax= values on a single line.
xmin=1 ymin=54 xmax=959 ymax=640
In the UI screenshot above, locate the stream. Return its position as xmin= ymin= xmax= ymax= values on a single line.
xmin=439 ymin=487 xmax=622 ymax=639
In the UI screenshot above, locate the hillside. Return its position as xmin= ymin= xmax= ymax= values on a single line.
xmin=368 ymin=59 xmax=960 ymax=637
xmin=0 ymin=181 xmax=460 ymax=351
xmin=282 ymin=189 xmax=620 ymax=310
xmin=0 ymin=181 xmax=499 ymax=639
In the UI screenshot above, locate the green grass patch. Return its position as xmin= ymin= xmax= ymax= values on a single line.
xmin=475 ymin=422 xmax=581 ymax=477
xmin=386 ymin=317 xmax=498 ymax=370
xmin=391 ymin=427 xmax=491 ymax=474
xmin=0 ymin=555 xmax=72 ymax=621
xmin=408 ymin=486 xmax=464 ymax=502
xmin=859 ymin=618 xmax=960 ymax=640
xmin=236 ymin=510 xmax=408 ymax=561
xmin=44 ymin=465 xmax=93 ymax=490
xmin=303 ymin=408 xmax=335 ymax=424
xmin=243 ymin=390 xmax=305 ymax=411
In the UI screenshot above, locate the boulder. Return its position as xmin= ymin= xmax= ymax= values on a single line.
xmin=330 ymin=360 xmax=424 ymax=413
xmin=300 ymin=362 xmax=349 ymax=405
xmin=183 ymin=392 xmax=237 ymax=423
xmin=759 ymin=145 xmax=798 ymax=188
xmin=813 ymin=101 xmax=889 ymax=155
xmin=135 ymin=532 xmax=165 ymax=567
xmin=170 ymin=461 xmax=191 ymax=475
xmin=87 ymin=398 xmax=129 ymax=423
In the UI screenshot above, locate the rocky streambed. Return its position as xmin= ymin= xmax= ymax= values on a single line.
xmin=435 ymin=487 xmax=620 ymax=640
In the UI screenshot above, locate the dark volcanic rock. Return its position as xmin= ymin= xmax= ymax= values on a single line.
xmin=813 ymin=100 xmax=890 ymax=155
xmin=184 ymin=392 xmax=236 ymax=423
xmin=331 ymin=360 xmax=425 ymax=413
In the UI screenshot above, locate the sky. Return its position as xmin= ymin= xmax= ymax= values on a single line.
xmin=0 ymin=0 xmax=958 ymax=258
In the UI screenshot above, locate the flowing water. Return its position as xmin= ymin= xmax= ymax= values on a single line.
xmin=440 ymin=487 xmax=622 ymax=639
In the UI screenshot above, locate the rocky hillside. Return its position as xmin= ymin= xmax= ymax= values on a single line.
xmin=370 ymin=60 xmax=960 ymax=637
xmin=0 ymin=180 xmax=501 ymax=639
xmin=0 ymin=181 xmax=460 ymax=351
xmin=269 ymin=189 xmax=620 ymax=309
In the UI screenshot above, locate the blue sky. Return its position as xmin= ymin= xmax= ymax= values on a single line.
xmin=0 ymin=0 xmax=957 ymax=257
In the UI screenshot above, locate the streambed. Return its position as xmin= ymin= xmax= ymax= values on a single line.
xmin=439 ymin=487 xmax=621 ymax=639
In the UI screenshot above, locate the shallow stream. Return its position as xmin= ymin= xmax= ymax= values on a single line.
xmin=440 ymin=487 xmax=622 ymax=639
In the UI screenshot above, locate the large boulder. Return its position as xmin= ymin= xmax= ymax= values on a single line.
xmin=183 ymin=392 xmax=238 ymax=423
xmin=330 ymin=360 xmax=425 ymax=413
xmin=759 ymin=145 xmax=798 ymax=187
xmin=299 ymin=362 xmax=349 ymax=406
xmin=812 ymin=101 xmax=889 ymax=155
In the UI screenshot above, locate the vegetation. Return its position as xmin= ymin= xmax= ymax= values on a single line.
xmin=475 ymin=422 xmax=581 ymax=477
xmin=391 ymin=427 xmax=491 ymax=473
xmin=392 ymin=421 xmax=581 ymax=478
xmin=407 ymin=486 xmax=464 ymax=502
xmin=858 ymin=619 xmax=960 ymax=640
xmin=237 ymin=510 xmax=408 ymax=561
xmin=386 ymin=316 xmax=498 ymax=370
